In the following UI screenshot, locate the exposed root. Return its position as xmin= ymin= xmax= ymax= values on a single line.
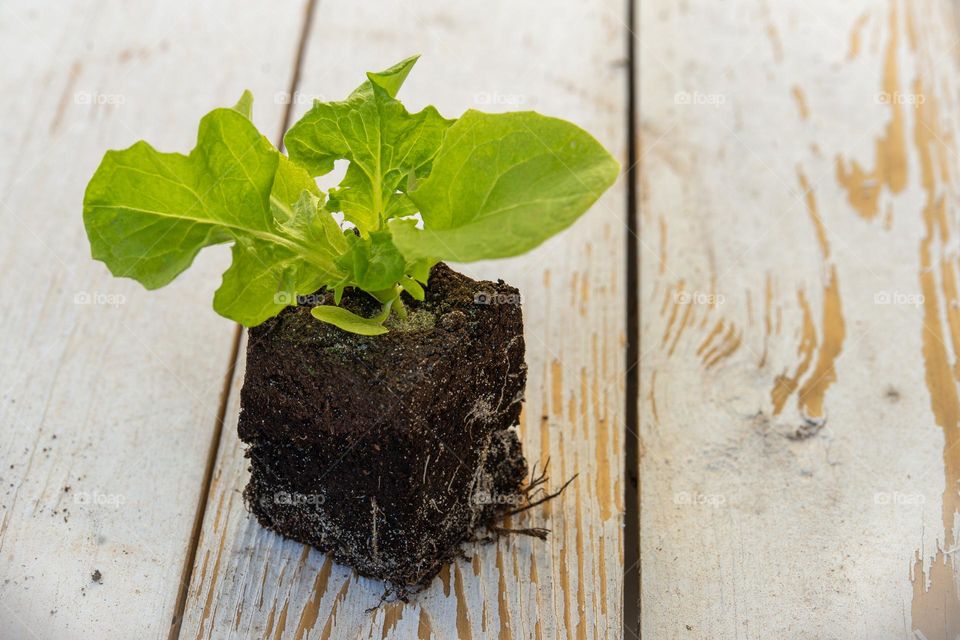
xmin=365 ymin=582 xmax=421 ymax=612
xmin=491 ymin=526 xmax=550 ymax=540
xmin=366 ymin=588 xmax=394 ymax=612
xmin=522 ymin=459 xmax=551 ymax=500
xmin=363 ymin=457 xmax=577 ymax=610
xmin=502 ymin=465 xmax=578 ymax=519
xmin=468 ymin=458 xmax=577 ymax=544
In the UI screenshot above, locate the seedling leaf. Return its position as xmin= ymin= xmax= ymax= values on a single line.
xmin=311 ymin=304 xmax=391 ymax=335
xmin=391 ymin=110 xmax=620 ymax=262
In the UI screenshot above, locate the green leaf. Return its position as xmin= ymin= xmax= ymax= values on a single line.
xmin=213 ymin=235 xmax=329 ymax=326
xmin=83 ymin=96 xmax=346 ymax=327
xmin=270 ymin=153 xmax=320 ymax=224
xmin=218 ymin=187 xmax=350 ymax=326
xmin=83 ymin=60 xmax=622 ymax=337
xmin=335 ymin=230 xmax=406 ymax=292
xmin=278 ymin=191 xmax=347 ymax=253
xmin=232 ymin=90 xmax=254 ymax=120
xmin=391 ymin=110 xmax=620 ymax=262
xmin=311 ymin=303 xmax=390 ymax=335
xmin=365 ymin=54 xmax=419 ymax=98
xmin=284 ymin=56 xmax=452 ymax=233
xmin=400 ymin=275 xmax=425 ymax=301
xmin=384 ymin=191 xmax=418 ymax=219
xmin=406 ymin=258 xmax=435 ymax=284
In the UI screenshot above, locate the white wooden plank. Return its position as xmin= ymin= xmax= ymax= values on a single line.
xmin=180 ymin=1 xmax=630 ymax=638
xmin=639 ymin=0 xmax=960 ymax=637
xmin=0 ymin=1 xmax=308 ymax=638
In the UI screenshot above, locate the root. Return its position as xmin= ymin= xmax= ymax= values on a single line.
xmin=502 ymin=461 xmax=578 ymax=518
xmin=365 ymin=582 xmax=419 ymax=612
xmin=491 ymin=526 xmax=550 ymax=540
xmin=364 ymin=459 xmax=577 ymax=610
xmin=484 ymin=458 xmax=578 ymax=535
xmin=522 ymin=460 xmax=551 ymax=501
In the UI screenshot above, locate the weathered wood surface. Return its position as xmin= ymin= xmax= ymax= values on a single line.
xmin=0 ymin=1 xmax=310 ymax=638
xmin=639 ymin=0 xmax=960 ymax=637
xmin=179 ymin=1 xmax=629 ymax=639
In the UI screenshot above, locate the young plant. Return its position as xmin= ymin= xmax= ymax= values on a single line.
xmin=83 ymin=56 xmax=619 ymax=334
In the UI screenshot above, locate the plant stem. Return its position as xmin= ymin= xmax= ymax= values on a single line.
xmin=393 ymin=295 xmax=408 ymax=320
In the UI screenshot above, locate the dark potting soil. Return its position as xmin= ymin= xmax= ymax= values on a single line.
xmin=239 ymin=263 xmax=530 ymax=588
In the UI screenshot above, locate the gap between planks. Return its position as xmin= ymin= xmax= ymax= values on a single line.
xmin=167 ymin=1 xmax=320 ymax=637
xmin=623 ymin=0 xmax=641 ymax=637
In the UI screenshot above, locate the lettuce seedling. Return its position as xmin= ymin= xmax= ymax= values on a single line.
xmin=83 ymin=56 xmax=619 ymax=334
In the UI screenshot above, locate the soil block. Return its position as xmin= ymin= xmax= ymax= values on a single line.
xmin=239 ymin=263 xmax=529 ymax=587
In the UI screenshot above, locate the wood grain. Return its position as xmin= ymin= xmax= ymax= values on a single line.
xmin=0 ymin=1 xmax=308 ymax=638
xmin=639 ymin=0 xmax=960 ymax=636
xmin=180 ymin=1 xmax=629 ymax=638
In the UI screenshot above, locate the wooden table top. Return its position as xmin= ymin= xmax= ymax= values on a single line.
xmin=2 ymin=0 xmax=958 ymax=638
